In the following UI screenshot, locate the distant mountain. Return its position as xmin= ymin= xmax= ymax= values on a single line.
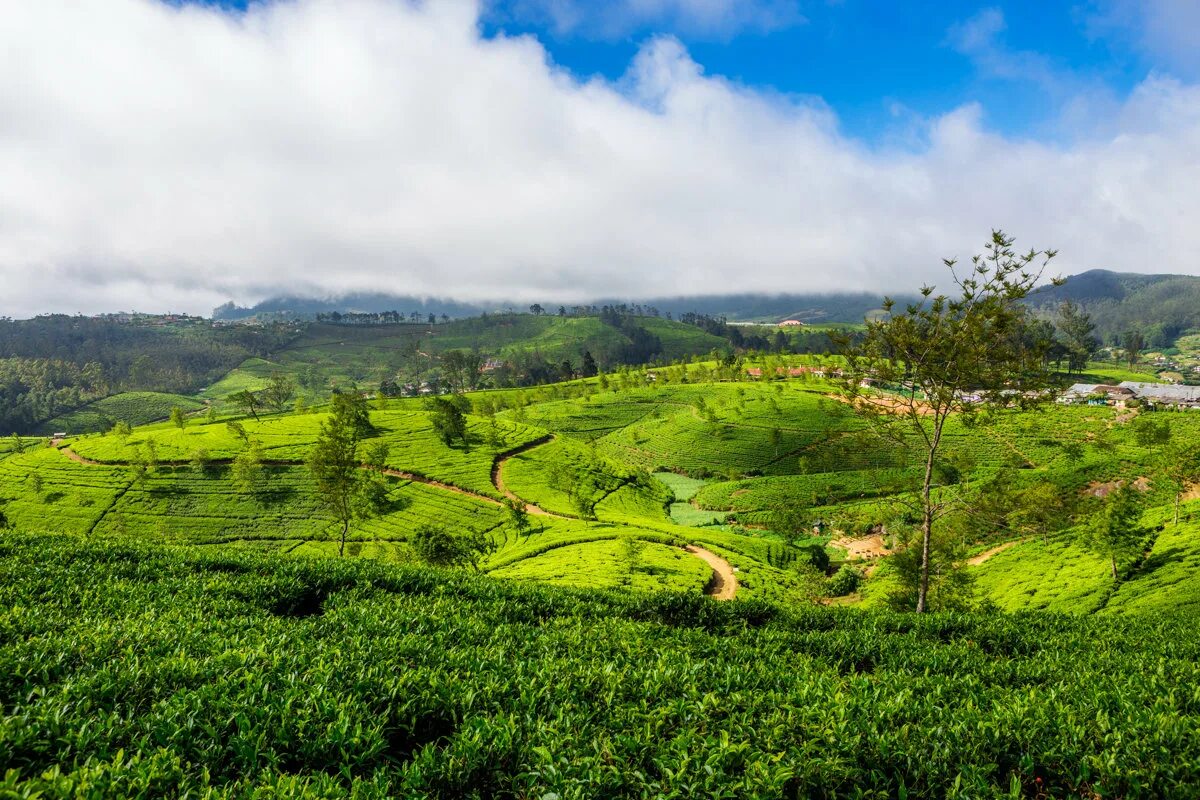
xmin=1025 ymin=269 xmax=1200 ymax=345
xmin=214 ymin=291 xmax=906 ymax=325
xmin=212 ymin=294 xmax=491 ymax=321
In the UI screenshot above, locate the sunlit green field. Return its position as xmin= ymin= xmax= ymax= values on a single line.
xmin=6 ymin=363 xmax=1200 ymax=612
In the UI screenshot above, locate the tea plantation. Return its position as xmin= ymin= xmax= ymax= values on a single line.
xmin=2 ymin=536 xmax=1198 ymax=798
xmin=5 ymin=364 xmax=1200 ymax=793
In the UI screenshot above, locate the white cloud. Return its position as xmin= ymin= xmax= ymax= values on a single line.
xmin=1088 ymin=0 xmax=1200 ymax=78
xmin=487 ymin=0 xmax=805 ymax=40
xmin=2 ymin=0 xmax=1200 ymax=317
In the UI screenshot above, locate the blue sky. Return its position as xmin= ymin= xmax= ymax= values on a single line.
xmin=2 ymin=1 xmax=1199 ymax=315
xmin=194 ymin=0 xmax=1177 ymax=142
xmin=484 ymin=1 xmax=1142 ymax=142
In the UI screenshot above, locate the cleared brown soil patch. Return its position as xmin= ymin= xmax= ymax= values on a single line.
xmin=1086 ymin=476 xmax=1152 ymax=499
xmin=830 ymin=533 xmax=891 ymax=560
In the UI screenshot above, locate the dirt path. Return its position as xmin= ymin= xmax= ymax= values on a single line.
xmin=490 ymin=435 xmax=559 ymax=516
xmin=685 ymin=544 xmax=738 ymax=600
xmin=59 ymin=447 xmax=101 ymax=466
xmin=967 ymin=538 xmax=1028 ymax=566
xmin=57 ymin=438 xmax=732 ymax=595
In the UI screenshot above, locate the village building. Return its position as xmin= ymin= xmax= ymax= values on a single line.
xmin=1117 ymin=382 xmax=1200 ymax=409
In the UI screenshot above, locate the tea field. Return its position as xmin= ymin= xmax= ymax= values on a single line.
xmin=2 ymin=536 xmax=1199 ymax=798
xmin=7 ymin=365 xmax=1200 ymax=610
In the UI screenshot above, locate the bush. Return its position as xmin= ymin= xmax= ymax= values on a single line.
xmin=826 ymin=564 xmax=863 ymax=596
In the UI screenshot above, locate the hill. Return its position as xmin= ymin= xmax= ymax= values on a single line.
xmin=215 ymin=291 xmax=910 ymax=324
xmin=1026 ymin=268 xmax=1200 ymax=345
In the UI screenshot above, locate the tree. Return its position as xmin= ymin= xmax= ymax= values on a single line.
xmin=1133 ymin=417 xmax=1171 ymax=454
xmin=1056 ymin=300 xmax=1098 ymax=374
xmin=228 ymin=389 xmax=261 ymax=420
xmin=529 ymin=304 xmax=544 ymax=316
xmin=619 ymin=535 xmax=646 ymax=585
xmin=205 ymin=404 xmax=218 ymax=424
xmin=410 ymin=524 xmax=495 ymax=571
xmin=170 ymin=406 xmax=186 ymax=430
xmin=190 ymin=448 xmax=211 ymax=475
xmin=308 ymin=401 xmax=369 ymax=558
xmin=769 ymin=427 xmax=783 ymax=457
xmin=231 ymin=440 xmax=264 ymax=495
xmin=1000 ymin=479 xmax=1078 ymax=543
xmin=505 ymin=497 xmax=532 ymax=538
xmin=128 ymin=440 xmax=157 ymax=487
xmin=226 ymin=420 xmax=249 ymax=443
xmin=1158 ymin=440 xmax=1200 ymax=525
xmin=330 ymin=389 xmax=373 ymax=438
xmin=580 ymin=350 xmax=598 ymax=378
xmin=838 ymin=231 xmax=1058 ymax=613
xmin=29 ymin=472 xmax=43 ymax=498
xmin=8 ymin=433 xmax=25 ymax=453
xmin=111 ymin=421 xmax=131 ymax=442
xmin=1086 ymin=485 xmax=1147 ymax=581
xmin=425 ymin=396 xmax=467 ymax=447
xmin=263 ymin=372 xmax=295 ymax=413
xmin=1122 ymin=330 xmax=1145 ymax=370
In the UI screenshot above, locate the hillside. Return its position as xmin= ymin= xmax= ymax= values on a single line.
xmin=1026 ymin=269 xmax=1200 ymax=344
xmin=215 ymin=291 xmax=910 ymax=325
xmin=5 ymin=357 xmax=1200 ymax=794
xmin=2 ymin=358 xmax=1196 ymax=614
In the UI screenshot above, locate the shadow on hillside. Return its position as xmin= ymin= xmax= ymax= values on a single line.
xmin=1138 ymin=546 xmax=1189 ymax=576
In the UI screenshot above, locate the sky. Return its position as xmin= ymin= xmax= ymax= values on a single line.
xmin=2 ymin=0 xmax=1199 ymax=317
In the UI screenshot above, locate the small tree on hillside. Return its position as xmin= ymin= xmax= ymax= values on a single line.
xmin=29 ymin=472 xmax=44 ymax=499
xmin=308 ymin=401 xmax=369 ymax=558
xmin=1085 ymin=485 xmax=1147 ymax=581
xmin=411 ymin=524 xmax=495 ymax=571
xmin=263 ymin=372 xmax=295 ymax=413
xmin=1056 ymin=301 xmax=1097 ymax=375
xmin=838 ymin=230 xmax=1059 ymax=613
xmin=1157 ymin=440 xmax=1200 ymax=525
xmin=425 ymin=396 xmax=468 ymax=447
xmin=231 ymin=440 xmax=264 ymax=496
xmin=619 ymin=535 xmax=646 ymax=585
xmin=170 ymin=407 xmax=187 ymax=430
xmin=1123 ymin=330 xmax=1145 ymax=370
xmin=505 ymin=497 xmax=532 ymax=538
xmin=111 ymin=421 xmax=131 ymax=442
xmin=228 ymin=389 xmax=261 ymax=421
xmin=330 ymin=389 xmax=373 ymax=439
xmin=226 ymin=420 xmax=249 ymax=444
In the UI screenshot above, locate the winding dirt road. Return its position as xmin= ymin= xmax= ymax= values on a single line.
xmin=685 ymin=545 xmax=738 ymax=600
xmin=55 ymin=436 xmax=739 ymax=599
xmin=490 ymin=436 xmax=559 ymax=516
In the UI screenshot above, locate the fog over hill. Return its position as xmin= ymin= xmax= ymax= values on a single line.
xmin=214 ymin=291 xmax=908 ymax=325
xmin=215 ymin=268 xmax=1200 ymax=337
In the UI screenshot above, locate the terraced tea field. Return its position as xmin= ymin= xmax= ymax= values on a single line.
xmin=7 ymin=366 xmax=1200 ymax=612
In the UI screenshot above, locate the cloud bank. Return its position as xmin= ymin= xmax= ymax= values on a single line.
xmin=2 ymin=0 xmax=1200 ymax=317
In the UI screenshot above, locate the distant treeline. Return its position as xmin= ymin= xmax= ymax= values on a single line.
xmin=0 ymin=316 xmax=295 ymax=433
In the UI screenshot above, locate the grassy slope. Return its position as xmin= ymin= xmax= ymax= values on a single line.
xmin=38 ymin=391 xmax=205 ymax=434
xmin=5 ymin=361 xmax=1200 ymax=612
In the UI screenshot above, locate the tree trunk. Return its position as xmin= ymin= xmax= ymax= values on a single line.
xmin=916 ymin=453 xmax=936 ymax=614
xmin=915 ymin=417 xmax=946 ymax=614
xmin=1175 ymin=493 xmax=1181 ymax=526
xmin=1110 ymin=555 xmax=1118 ymax=581
xmin=339 ymin=519 xmax=349 ymax=557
